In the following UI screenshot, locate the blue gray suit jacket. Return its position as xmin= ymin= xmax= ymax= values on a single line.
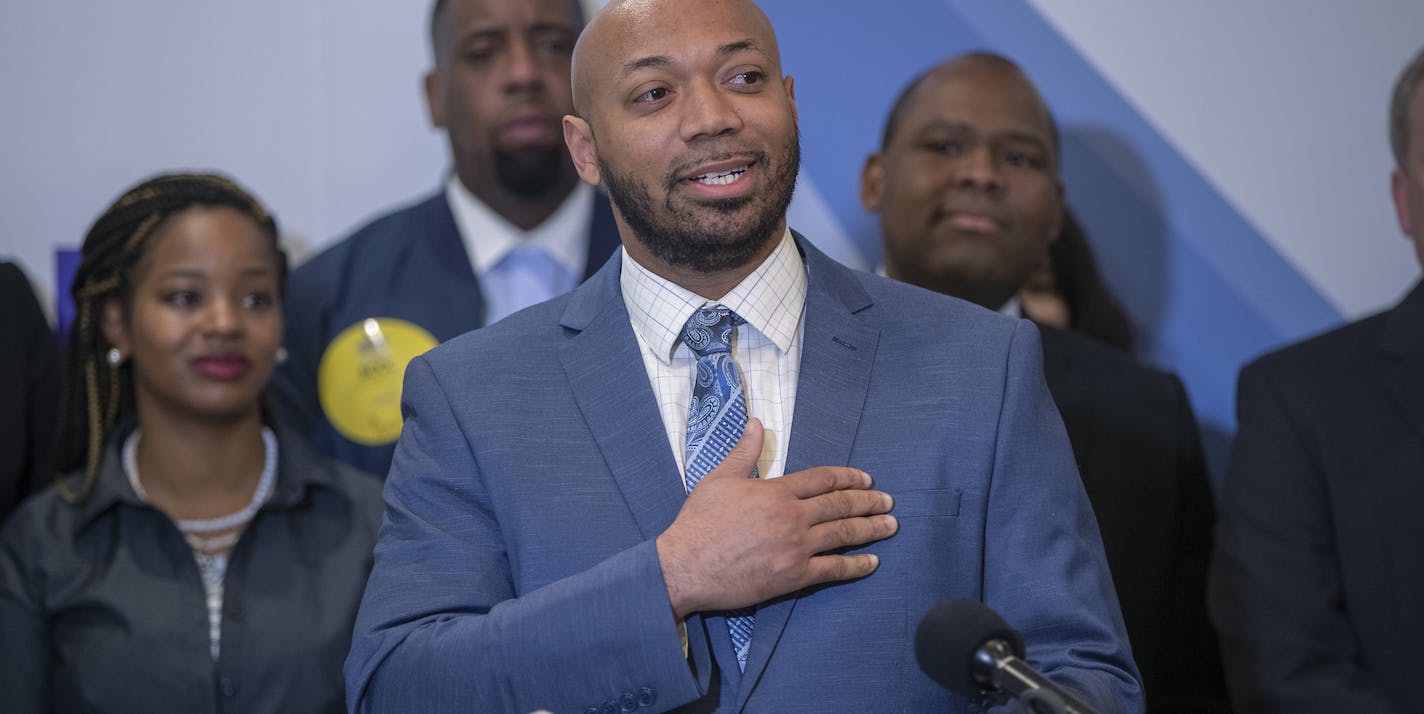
xmin=345 ymin=234 xmax=1142 ymax=713
xmin=272 ymin=189 xmax=622 ymax=477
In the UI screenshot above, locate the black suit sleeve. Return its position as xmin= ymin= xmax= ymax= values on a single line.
xmin=1209 ymin=362 xmax=1402 ymax=713
xmin=1152 ymin=376 xmax=1229 ymax=713
xmin=0 ymin=263 xmax=59 ymax=523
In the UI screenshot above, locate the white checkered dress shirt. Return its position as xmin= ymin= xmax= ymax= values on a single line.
xmin=620 ymin=228 xmax=807 ymax=482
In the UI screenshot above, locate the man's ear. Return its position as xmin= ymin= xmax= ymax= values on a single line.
xmin=784 ymin=75 xmax=797 ymax=124
xmin=563 ymin=115 xmax=602 ymax=186
xmin=1048 ymin=181 xmax=1065 ymax=242
xmin=100 ymin=298 xmax=130 ymax=360
xmin=424 ymin=70 xmax=446 ymax=129
xmin=860 ymin=153 xmax=885 ymax=213
xmin=1394 ymin=168 xmax=1416 ymax=238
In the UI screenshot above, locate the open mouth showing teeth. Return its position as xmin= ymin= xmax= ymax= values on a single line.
xmin=691 ymin=167 xmax=748 ymax=185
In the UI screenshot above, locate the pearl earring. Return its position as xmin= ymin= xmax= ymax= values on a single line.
xmin=106 ymin=348 xmax=123 ymax=366
xmin=275 ymin=346 xmax=289 ymax=364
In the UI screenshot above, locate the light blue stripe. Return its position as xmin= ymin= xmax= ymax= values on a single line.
xmin=762 ymin=0 xmax=1347 ymax=481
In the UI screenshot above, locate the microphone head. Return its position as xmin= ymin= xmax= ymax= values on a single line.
xmin=914 ymin=599 xmax=1026 ymax=695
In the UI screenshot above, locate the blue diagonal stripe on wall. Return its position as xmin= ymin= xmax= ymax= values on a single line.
xmin=762 ymin=0 xmax=1344 ymax=481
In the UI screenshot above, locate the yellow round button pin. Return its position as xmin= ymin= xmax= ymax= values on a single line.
xmin=317 ymin=318 xmax=438 ymax=446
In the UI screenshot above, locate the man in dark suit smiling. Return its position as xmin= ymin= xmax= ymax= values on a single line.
xmin=862 ymin=52 xmax=1226 ymax=713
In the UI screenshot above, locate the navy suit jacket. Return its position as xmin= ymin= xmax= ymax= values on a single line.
xmin=345 ymin=235 xmax=1142 ymax=713
xmin=1210 ymin=281 xmax=1424 ymax=713
xmin=272 ymin=189 xmax=622 ymax=476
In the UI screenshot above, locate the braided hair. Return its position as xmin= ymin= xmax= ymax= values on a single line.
xmin=54 ymin=172 xmax=286 ymax=502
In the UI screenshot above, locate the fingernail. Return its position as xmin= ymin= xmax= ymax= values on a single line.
xmin=883 ymin=514 xmax=898 ymax=533
xmin=866 ymin=553 xmax=880 ymax=569
xmin=881 ymin=493 xmax=894 ymax=510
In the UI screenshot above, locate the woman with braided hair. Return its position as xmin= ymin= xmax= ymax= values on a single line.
xmin=0 ymin=173 xmax=384 ymax=713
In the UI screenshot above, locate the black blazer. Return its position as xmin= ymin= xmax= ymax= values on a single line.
xmin=0 ymin=262 xmax=59 ymax=525
xmin=1211 ymin=281 xmax=1424 ymax=713
xmin=1039 ymin=324 xmax=1228 ymax=713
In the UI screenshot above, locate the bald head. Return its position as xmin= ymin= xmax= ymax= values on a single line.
xmin=882 ymin=53 xmax=1059 ymax=164
xmin=430 ymin=0 xmax=584 ymax=63
xmin=862 ymin=51 xmax=1064 ymax=310
xmin=560 ymin=0 xmax=799 ymax=294
xmin=571 ymin=0 xmax=782 ymax=122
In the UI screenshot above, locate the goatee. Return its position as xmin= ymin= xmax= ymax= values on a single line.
xmin=599 ymin=133 xmax=801 ymax=273
xmin=495 ymin=146 xmax=569 ymax=199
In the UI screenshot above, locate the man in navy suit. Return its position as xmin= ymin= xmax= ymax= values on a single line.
xmin=861 ymin=54 xmax=1227 ymax=712
xmin=345 ymin=1 xmax=1141 ymax=712
xmin=1209 ymin=45 xmax=1424 ymax=713
xmin=273 ymin=0 xmax=621 ymax=476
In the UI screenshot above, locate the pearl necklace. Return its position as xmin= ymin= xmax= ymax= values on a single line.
xmin=123 ymin=427 xmax=278 ymax=535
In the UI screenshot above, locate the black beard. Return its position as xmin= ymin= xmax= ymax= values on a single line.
xmin=598 ymin=134 xmax=800 ymax=273
xmin=494 ymin=146 xmax=568 ymax=199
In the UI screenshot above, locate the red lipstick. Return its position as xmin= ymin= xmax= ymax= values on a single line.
xmin=192 ymin=355 xmax=251 ymax=380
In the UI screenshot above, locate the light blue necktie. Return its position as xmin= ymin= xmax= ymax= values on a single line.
xmin=681 ymin=304 xmax=756 ymax=672
xmin=482 ymin=245 xmax=575 ymax=325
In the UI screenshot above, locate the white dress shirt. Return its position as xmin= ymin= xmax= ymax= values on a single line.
xmin=620 ymin=228 xmax=806 ymax=482
xmin=445 ymin=176 xmax=594 ymax=323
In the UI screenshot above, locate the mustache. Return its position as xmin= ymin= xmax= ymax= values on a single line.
xmin=930 ymin=199 xmax=1008 ymax=226
xmin=664 ymin=150 xmax=768 ymax=190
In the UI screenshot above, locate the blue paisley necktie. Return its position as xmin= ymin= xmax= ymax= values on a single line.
xmin=681 ymin=304 xmax=756 ymax=672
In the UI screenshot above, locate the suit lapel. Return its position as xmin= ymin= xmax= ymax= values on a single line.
xmin=1377 ymin=282 xmax=1424 ymax=442
xmin=558 ymin=262 xmax=688 ymax=539
xmin=736 ymin=235 xmax=880 ymax=710
xmin=417 ymin=191 xmax=487 ymax=332
xmin=558 ymin=236 xmax=881 ymax=707
xmin=782 ymin=249 xmax=880 ymax=474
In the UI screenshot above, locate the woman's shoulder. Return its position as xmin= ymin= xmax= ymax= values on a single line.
xmin=0 ymin=473 xmax=104 ymax=579
xmin=272 ymin=429 xmax=385 ymax=523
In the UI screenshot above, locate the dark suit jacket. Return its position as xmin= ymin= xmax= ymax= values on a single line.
xmin=0 ymin=262 xmax=59 ymax=525
xmin=1038 ymin=325 xmax=1228 ymax=712
xmin=272 ymin=188 xmax=622 ymax=477
xmin=1210 ymin=281 xmax=1424 ymax=713
xmin=345 ymin=235 xmax=1142 ymax=713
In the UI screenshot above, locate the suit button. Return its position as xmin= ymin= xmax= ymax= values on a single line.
xmin=637 ymin=687 xmax=656 ymax=707
xmin=219 ymin=676 xmax=236 ymax=698
xmin=619 ymin=691 xmax=638 ymax=712
xmin=599 ymin=699 xmax=618 ymax=714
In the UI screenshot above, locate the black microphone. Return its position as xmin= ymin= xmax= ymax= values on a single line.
xmin=914 ymin=599 xmax=1102 ymax=714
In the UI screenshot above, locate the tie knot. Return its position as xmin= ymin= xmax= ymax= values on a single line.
xmin=498 ymin=244 xmax=563 ymax=275
xmin=681 ymin=304 xmax=740 ymax=357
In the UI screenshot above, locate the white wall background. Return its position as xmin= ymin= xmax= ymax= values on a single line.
xmin=1 ymin=1 xmax=444 ymax=313
xmin=1030 ymin=0 xmax=1424 ymax=318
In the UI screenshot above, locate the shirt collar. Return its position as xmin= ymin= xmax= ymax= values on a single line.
xmin=998 ymin=295 xmax=1022 ymax=318
xmin=621 ymin=227 xmax=806 ymax=364
xmin=71 ymin=419 xmax=346 ymax=528
xmin=445 ymin=175 xmax=593 ymax=276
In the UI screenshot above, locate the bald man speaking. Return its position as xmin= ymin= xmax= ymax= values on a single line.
xmin=344 ymin=1 xmax=1141 ymax=712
